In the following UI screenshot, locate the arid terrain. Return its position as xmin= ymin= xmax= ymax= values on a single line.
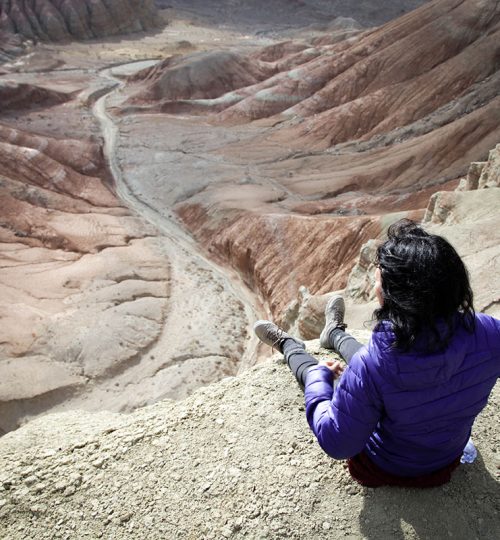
xmin=0 ymin=0 xmax=499 ymax=537
xmin=2 ymin=0 xmax=462 ymax=434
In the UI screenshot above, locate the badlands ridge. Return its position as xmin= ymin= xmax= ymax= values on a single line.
xmin=0 ymin=0 xmax=498 ymax=431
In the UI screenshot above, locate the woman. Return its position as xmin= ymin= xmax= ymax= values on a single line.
xmin=254 ymin=219 xmax=500 ymax=487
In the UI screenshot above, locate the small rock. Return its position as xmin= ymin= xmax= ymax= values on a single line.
xmin=30 ymin=504 xmax=48 ymax=514
xmin=63 ymin=486 xmax=76 ymax=497
xmin=54 ymin=481 xmax=68 ymax=492
xmin=249 ymin=507 xmax=260 ymax=518
xmin=24 ymin=475 xmax=38 ymax=486
xmin=33 ymin=482 xmax=46 ymax=494
xmin=69 ymin=473 xmax=82 ymax=486
xmin=20 ymin=466 xmax=36 ymax=478
xmin=322 ymin=521 xmax=331 ymax=530
xmin=119 ymin=512 xmax=133 ymax=523
xmin=92 ymin=458 xmax=105 ymax=468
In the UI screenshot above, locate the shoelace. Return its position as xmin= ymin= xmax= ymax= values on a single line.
xmin=271 ymin=327 xmax=286 ymax=353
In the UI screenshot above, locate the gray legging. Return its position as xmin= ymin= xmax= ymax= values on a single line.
xmin=283 ymin=329 xmax=363 ymax=388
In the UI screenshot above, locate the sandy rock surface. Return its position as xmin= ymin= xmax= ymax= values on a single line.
xmin=0 ymin=336 xmax=498 ymax=540
xmin=0 ymin=119 xmax=168 ymax=434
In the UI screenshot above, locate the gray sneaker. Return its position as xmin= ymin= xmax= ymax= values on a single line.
xmin=319 ymin=295 xmax=347 ymax=349
xmin=253 ymin=320 xmax=305 ymax=353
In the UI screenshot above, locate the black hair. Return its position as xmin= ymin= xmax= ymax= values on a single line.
xmin=374 ymin=219 xmax=475 ymax=352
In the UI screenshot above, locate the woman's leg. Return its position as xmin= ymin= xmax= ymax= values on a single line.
xmin=283 ymin=327 xmax=363 ymax=389
xmin=323 ymin=327 xmax=363 ymax=364
xmin=282 ymin=339 xmax=318 ymax=388
xmin=320 ymin=295 xmax=363 ymax=363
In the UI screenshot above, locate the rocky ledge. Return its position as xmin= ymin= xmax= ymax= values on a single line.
xmin=0 ymin=335 xmax=498 ymax=540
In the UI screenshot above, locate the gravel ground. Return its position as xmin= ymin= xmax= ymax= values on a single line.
xmin=0 ymin=334 xmax=498 ymax=539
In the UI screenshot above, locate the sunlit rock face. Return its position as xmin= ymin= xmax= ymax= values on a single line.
xmin=0 ymin=0 xmax=158 ymax=42
xmin=423 ymin=144 xmax=500 ymax=319
xmin=121 ymin=0 xmax=500 ymax=320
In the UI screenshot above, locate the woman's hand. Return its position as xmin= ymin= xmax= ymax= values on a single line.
xmin=318 ymin=359 xmax=345 ymax=377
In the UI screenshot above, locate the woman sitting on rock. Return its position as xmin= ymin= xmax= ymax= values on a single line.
xmin=254 ymin=219 xmax=500 ymax=487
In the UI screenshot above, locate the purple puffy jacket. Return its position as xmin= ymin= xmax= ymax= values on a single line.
xmin=304 ymin=313 xmax=500 ymax=476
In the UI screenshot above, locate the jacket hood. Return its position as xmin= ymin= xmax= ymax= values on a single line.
xmin=370 ymin=320 xmax=469 ymax=390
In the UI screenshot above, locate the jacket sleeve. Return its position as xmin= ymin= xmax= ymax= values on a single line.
xmin=477 ymin=313 xmax=500 ymax=378
xmin=304 ymin=348 xmax=383 ymax=460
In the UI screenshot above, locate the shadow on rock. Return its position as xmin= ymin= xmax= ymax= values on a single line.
xmin=359 ymin=453 xmax=500 ymax=539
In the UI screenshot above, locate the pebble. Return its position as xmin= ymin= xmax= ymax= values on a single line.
xmin=54 ymin=481 xmax=68 ymax=492
xmin=30 ymin=504 xmax=48 ymax=515
xmin=24 ymin=475 xmax=38 ymax=487
xmin=322 ymin=521 xmax=331 ymax=530
xmin=69 ymin=473 xmax=82 ymax=485
xmin=63 ymin=486 xmax=76 ymax=497
xmin=119 ymin=512 xmax=133 ymax=523
xmin=128 ymin=434 xmax=145 ymax=444
xmin=20 ymin=466 xmax=36 ymax=478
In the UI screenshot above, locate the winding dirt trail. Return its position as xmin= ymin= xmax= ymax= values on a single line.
xmin=93 ymin=61 xmax=266 ymax=386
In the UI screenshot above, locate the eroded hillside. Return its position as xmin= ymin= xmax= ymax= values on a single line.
xmin=0 ymin=0 xmax=498 ymax=437
xmin=113 ymin=0 xmax=500 ymax=319
xmin=0 ymin=0 xmax=158 ymax=41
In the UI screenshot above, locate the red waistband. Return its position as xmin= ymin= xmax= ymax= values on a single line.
xmin=347 ymin=452 xmax=461 ymax=488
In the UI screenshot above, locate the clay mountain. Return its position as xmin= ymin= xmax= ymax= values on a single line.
xmin=119 ymin=0 xmax=500 ymax=318
xmin=0 ymin=0 xmax=158 ymax=41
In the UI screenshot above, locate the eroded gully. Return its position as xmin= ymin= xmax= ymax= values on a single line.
xmin=92 ymin=62 xmax=266 ymax=377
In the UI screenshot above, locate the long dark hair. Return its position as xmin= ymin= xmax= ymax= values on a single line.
xmin=374 ymin=219 xmax=475 ymax=352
